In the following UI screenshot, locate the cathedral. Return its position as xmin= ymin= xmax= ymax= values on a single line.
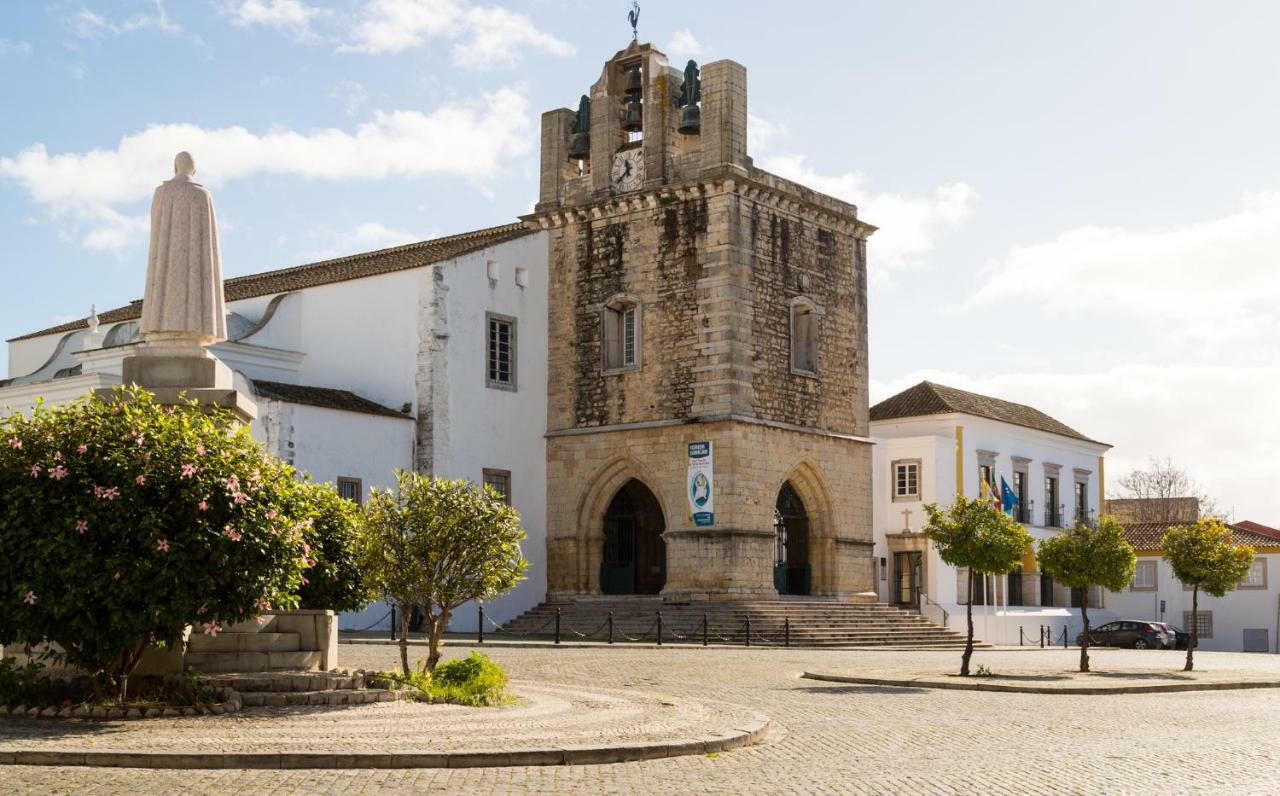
xmin=0 ymin=40 xmax=878 ymax=629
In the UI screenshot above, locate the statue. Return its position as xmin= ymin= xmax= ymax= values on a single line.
xmin=139 ymin=152 xmax=227 ymax=351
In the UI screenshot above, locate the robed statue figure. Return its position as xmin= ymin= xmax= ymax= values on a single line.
xmin=139 ymin=152 xmax=227 ymax=348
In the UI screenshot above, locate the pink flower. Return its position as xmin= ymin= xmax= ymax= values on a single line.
xmin=75 ymin=520 xmax=88 ymax=533
xmin=232 ymin=491 xmax=248 ymax=505
xmin=113 ymin=571 xmax=122 ymax=581
xmin=156 ymin=538 xmax=170 ymax=552
xmin=95 ymin=486 xmax=119 ymax=501
xmin=266 ymin=510 xmax=278 ymax=520
xmin=135 ymin=435 xmax=145 ymax=447
xmin=225 ymin=476 xmax=240 ymax=492
xmin=180 ymin=463 xmax=196 ymax=478
xmin=196 ymin=443 xmax=206 ymax=456
xmin=29 ymin=464 xmax=41 ymax=478
xmin=254 ymin=596 xmax=271 ymax=611
xmin=197 ymin=500 xmax=208 ymax=512
xmin=198 ymin=603 xmax=207 ymax=614
xmin=22 ymin=591 xmax=36 ymax=605
xmin=49 ymin=465 xmax=68 ymax=481
xmin=53 ymin=451 xmax=63 ymax=461
xmin=135 ymin=474 xmax=146 ymax=485
xmin=222 ymin=525 xmax=242 ymax=542
xmin=202 ymin=621 xmax=221 ymax=638
xmin=8 ymin=437 xmax=21 ymax=449
xmin=76 ymin=444 xmax=88 ymax=455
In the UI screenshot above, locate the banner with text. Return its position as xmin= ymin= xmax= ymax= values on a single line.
xmin=687 ymin=441 xmax=714 ymax=527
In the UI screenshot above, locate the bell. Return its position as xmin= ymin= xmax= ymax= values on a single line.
xmin=678 ymin=104 xmax=701 ymax=136
xmin=622 ymin=100 xmax=644 ymax=132
xmin=567 ymin=131 xmax=590 ymax=160
xmin=623 ymin=65 xmax=643 ymax=99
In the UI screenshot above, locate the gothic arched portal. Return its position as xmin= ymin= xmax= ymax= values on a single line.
xmin=600 ymin=478 xmax=667 ymax=595
xmin=774 ymin=481 xmax=812 ymax=595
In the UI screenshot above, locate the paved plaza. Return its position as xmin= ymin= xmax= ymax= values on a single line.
xmin=4 ymin=644 xmax=1280 ymax=794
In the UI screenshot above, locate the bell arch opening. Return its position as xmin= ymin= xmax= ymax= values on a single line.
xmin=774 ymin=481 xmax=812 ymax=596
xmin=600 ymin=478 xmax=667 ymax=595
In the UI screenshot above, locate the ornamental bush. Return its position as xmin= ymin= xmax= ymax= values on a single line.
xmin=0 ymin=387 xmax=317 ymax=700
xmin=296 ymin=482 xmax=369 ymax=613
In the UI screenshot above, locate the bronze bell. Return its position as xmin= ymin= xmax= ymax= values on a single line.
xmin=678 ymin=103 xmax=701 ymax=136
xmin=567 ymin=131 xmax=590 ymax=160
xmin=622 ymin=100 xmax=644 ymax=132
xmin=623 ymin=65 xmax=643 ymax=98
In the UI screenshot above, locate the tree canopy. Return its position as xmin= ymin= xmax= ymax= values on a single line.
xmin=1163 ymin=518 xmax=1254 ymax=671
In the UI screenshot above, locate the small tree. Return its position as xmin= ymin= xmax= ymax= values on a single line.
xmin=360 ymin=471 xmax=527 ymax=674
xmin=923 ymin=496 xmax=1032 ymax=676
xmin=1037 ymin=516 xmax=1136 ymax=673
xmin=1163 ymin=518 xmax=1253 ymax=671
xmin=0 ymin=388 xmax=314 ymax=700
xmin=296 ymin=483 xmax=368 ymax=613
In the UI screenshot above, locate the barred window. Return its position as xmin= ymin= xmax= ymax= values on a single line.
xmin=486 ymin=313 xmax=516 ymax=390
xmin=482 ymin=468 xmax=512 ymax=506
xmin=602 ymin=296 xmax=641 ymax=372
xmin=1184 ymin=610 xmax=1213 ymax=639
xmin=337 ymin=477 xmax=362 ymax=505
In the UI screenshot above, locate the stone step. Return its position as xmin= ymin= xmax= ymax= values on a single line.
xmin=187 ymin=632 xmax=301 ymax=653
xmin=185 ymin=650 xmax=322 ymax=673
xmin=238 ymin=688 xmax=408 ymax=708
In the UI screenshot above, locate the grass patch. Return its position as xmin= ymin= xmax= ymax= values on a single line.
xmin=376 ymin=652 xmax=512 ymax=707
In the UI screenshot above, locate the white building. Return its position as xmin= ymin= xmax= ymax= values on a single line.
xmin=1105 ymin=522 xmax=1280 ymax=653
xmin=869 ymin=381 xmax=1112 ymax=645
xmin=1 ymin=223 xmax=549 ymax=632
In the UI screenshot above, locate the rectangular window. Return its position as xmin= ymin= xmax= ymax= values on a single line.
xmin=1241 ymin=558 xmax=1267 ymax=589
xmin=1074 ymin=481 xmax=1088 ymax=522
xmin=602 ymin=301 xmax=640 ymax=372
xmin=790 ymin=301 xmax=818 ymax=375
xmin=482 ymin=468 xmax=512 ymax=505
xmin=892 ymin=460 xmax=920 ymax=500
xmin=978 ymin=464 xmax=996 ymax=499
xmin=1013 ymin=470 xmax=1030 ymax=523
xmin=336 ymin=477 xmax=363 ymax=505
xmin=1045 ymin=477 xmax=1060 ymax=526
xmin=1184 ymin=610 xmax=1213 ymax=639
xmin=486 ymin=313 xmax=516 ymax=390
xmin=1131 ymin=560 xmax=1157 ymax=591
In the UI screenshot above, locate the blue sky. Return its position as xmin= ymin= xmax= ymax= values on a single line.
xmin=3 ymin=1 xmax=1279 ymax=521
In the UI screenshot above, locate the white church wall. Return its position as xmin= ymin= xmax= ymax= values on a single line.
xmin=286 ymin=403 xmax=413 ymax=491
xmin=438 ymin=233 xmax=549 ymax=632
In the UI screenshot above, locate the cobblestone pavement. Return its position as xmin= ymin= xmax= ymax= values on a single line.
xmin=0 ymin=680 xmax=752 ymax=754
xmin=5 ymin=644 xmax=1280 ymax=794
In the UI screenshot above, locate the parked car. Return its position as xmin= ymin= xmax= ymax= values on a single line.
xmin=1156 ymin=623 xmax=1195 ymax=650
xmin=1076 ymin=620 xmax=1174 ymax=649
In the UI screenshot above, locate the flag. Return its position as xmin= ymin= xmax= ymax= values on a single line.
xmin=1000 ymin=476 xmax=1019 ymax=516
xmin=980 ymin=477 xmax=1000 ymax=510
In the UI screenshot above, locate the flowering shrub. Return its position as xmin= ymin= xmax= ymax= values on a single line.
xmin=0 ymin=387 xmax=317 ymax=698
xmin=296 ymin=483 xmax=369 ymax=613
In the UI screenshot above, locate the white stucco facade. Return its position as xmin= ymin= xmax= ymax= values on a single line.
xmin=871 ymin=400 xmax=1113 ymax=645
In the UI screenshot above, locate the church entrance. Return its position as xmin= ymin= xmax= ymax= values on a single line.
xmin=892 ymin=551 xmax=922 ymax=606
xmin=600 ymin=479 xmax=666 ymax=595
xmin=774 ymin=482 xmax=812 ymax=596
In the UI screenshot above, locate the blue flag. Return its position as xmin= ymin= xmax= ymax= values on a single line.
xmin=1000 ymin=476 xmax=1019 ymax=515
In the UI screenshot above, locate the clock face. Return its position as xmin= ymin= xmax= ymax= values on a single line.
xmin=611 ymin=149 xmax=645 ymax=192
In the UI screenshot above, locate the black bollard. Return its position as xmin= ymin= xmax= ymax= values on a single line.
xmin=477 ymin=604 xmax=484 ymax=645
xmin=656 ymin=611 xmax=663 ymax=646
xmin=745 ymin=616 xmax=752 ymax=648
xmin=608 ymin=611 xmax=615 ymax=644
xmin=555 ymin=608 xmax=562 ymax=645
xmin=785 ymin=616 xmax=791 ymax=648
xmin=702 ymin=613 xmax=709 ymax=647
xmin=390 ymin=604 xmax=397 ymax=642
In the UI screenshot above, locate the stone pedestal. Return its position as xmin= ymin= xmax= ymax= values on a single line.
xmin=101 ymin=349 xmax=256 ymax=424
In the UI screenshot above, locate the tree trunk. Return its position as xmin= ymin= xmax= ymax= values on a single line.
xmin=426 ymin=607 xmax=452 ymax=672
xmin=1185 ymin=586 xmax=1198 ymax=672
xmin=961 ymin=569 xmax=975 ymax=676
xmin=398 ymin=604 xmax=411 ymax=675
xmin=1079 ymin=588 xmax=1091 ymax=673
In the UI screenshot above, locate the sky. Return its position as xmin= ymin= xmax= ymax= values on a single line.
xmin=2 ymin=1 xmax=1278 ymax=522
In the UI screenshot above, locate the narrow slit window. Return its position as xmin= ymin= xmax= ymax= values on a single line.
xmin=791 ymin=300 xmax=818 ymax=374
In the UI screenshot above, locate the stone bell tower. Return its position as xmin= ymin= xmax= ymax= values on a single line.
xmin=526 ymin=40 xmax=877 ymax=602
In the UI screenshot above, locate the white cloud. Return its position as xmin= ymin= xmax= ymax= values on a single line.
xmin=330 ymin=80 xmax=368 ymax=116
xmin=747 ymin=114 xmax=786 ymax=154
xmin=872 ymin=364 xmax=1280 ymax=523
xmin=340 ymin=0 xmax=574 ymax=68
xmin=0 ymin=39 xmax=33 ymax=57
xmin=761 ymin=153 xmax=977 ymax=273
xmin=666 ymin=28 xmax=705 ymax=59
xmin=303 ymin=221 xmax=428 ymax=261
xmin=972 ymin=191 xmax=1280 ymax=352
xmin=0 ymin=88 xmax=531 ymax=251
xmin=223 ymin=0 xmax=324 ymax=40
xmin=69 ymin=1 xmax=182 ymax=39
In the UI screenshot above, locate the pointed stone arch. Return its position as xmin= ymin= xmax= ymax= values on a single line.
xmin=775 ymin=459 xmax=838 ymax=595
xmin=570 ymin=455 xmax=671 ymax=594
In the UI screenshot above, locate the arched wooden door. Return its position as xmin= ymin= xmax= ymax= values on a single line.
xmin=600 ymin=479 xmax=666 ymax=594
xmin=774 ymin=482 xmax=811 ymax=595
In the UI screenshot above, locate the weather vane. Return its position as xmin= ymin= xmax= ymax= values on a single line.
xmin=628 ymin=2 xmax=640 ymax=41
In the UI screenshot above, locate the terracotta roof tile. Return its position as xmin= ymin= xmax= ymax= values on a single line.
xmin=251 ymin=379 xmax=410 ymax=420
xmin=870 ymin=381 xmax=1106 ymax=445
xmin=8 ymin=222 xmax=533 ymax=342
xmin=1121 ymin=521 xmax=1278 ymax=552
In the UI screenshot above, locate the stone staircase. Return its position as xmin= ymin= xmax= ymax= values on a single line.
xmin=185 ymin=610 xmax=336 ymax=673
xmin=200 ymin=671 xmax=411 ymax=708
xmin=502 ymin=598 xmax=984 ymax=649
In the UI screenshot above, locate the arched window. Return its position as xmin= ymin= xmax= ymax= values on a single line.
xmin=602 ymin=294 xmax=642 ymax=372
xmin=790 ymin=297 xmax=819 ymax=375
